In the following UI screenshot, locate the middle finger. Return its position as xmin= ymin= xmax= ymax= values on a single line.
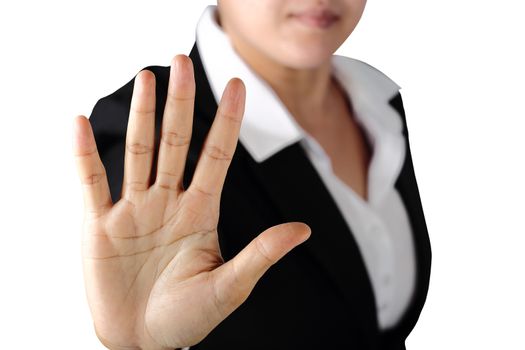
xmin=155 ymin=54 xmax=195 ymax=193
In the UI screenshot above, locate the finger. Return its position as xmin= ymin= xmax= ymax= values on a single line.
xmin=123 ymin=69 xmax=156 ymax=197
xmin=210 ymin=222 xmax=311 ymax=316
xmin=73 ymin=115 xmax=112 ymax=217
xmin=188 ymin=78 xmax=245 ymax=199
xmin=155 ymin=55 xmax=195 ymax=192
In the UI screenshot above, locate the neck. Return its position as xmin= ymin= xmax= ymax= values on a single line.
xmin=222 ymin=25 xmax=337 ymax=124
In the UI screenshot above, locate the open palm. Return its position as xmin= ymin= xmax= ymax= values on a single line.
xmin=73 ymin=55 xmax=311 ymax=350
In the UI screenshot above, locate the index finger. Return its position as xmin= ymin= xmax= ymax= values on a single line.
xmin=188 ymin=78 xmax=246 ymax=199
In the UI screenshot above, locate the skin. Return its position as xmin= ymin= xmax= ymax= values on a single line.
xmin=73 ymin=1 xmax=368 ymax=349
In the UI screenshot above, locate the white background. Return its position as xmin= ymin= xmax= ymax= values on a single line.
xmin=1 ymin=0 xmax=524 ymax=348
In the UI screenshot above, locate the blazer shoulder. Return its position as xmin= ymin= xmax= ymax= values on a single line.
xmin=95 ymin=64 xmax=170 ymax=103
xmin=388 ymin=90 xmax=410 ymax=138
xmin=88 ymin=64 xmax=171 ymax=138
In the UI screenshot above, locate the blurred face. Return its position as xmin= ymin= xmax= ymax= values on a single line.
xmin=216 ymin=0 xmax=367 ymax=70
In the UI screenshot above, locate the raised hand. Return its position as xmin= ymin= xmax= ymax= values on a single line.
xmin=73 ymin=54 xmax=311 ymax=350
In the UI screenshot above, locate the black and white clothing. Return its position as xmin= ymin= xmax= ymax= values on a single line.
xmin=88 ymin=5 xmax=432 ymax=349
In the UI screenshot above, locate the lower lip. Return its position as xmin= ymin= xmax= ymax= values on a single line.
xmin=291 ymin=14 xmax=338 ymax=29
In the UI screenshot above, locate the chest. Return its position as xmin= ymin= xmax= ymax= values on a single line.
xmin=301 ymin=108 xmax=372 ymax=202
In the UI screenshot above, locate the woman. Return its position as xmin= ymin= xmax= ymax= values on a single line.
xmin=73 ymin=1 xmax=431 ymax=349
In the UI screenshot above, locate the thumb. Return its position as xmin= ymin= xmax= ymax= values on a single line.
xmin=210 ymin=222 xmax=311 ymax=317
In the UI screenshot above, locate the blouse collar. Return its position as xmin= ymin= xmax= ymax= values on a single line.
xmin=195 ymin=4 xmax=403 ymax=164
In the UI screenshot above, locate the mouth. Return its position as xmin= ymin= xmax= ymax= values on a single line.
xmin=289 ymin=9 xmax=340 ymax=29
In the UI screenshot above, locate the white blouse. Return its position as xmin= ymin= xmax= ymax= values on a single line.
xmin=192 ymin=4 xmax=416 ymax=335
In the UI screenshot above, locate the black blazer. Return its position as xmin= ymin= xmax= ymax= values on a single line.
xmin=89 ymin=42 xmax=432 ymax=350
